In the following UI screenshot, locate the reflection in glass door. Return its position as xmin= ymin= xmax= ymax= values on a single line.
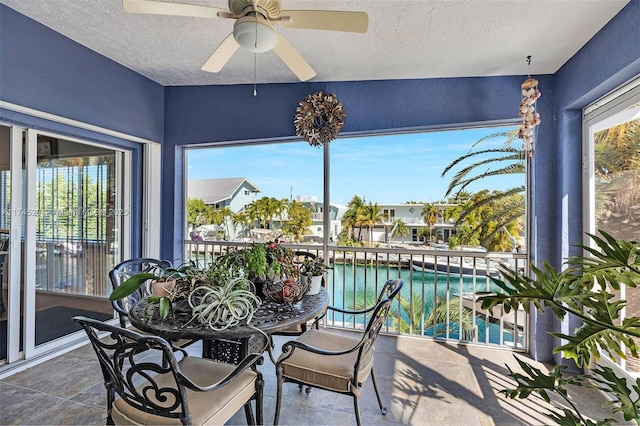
xmin=1 ymin=127 xmax=128 ymax=364
xmin=0 ymin=125 xmax=13 ymax=362
xmin=33 ymin=136 xmax=120 ymax=348
xmin=585 ymin=78 xmax=640 ymax=375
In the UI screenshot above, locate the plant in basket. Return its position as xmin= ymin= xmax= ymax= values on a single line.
xmin=263 ymin=277 xmax=310 ymax=305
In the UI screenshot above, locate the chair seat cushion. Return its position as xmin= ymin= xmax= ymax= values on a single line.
xmin=112 ymin=356 xmax=257 ymax=425
xmin=278 ymin=329 xmax=374 ymax=395
xmin=130 ymin=326 xmax=194 ymax=349
xmin=274 ymin=323 xmax=305 ymax=334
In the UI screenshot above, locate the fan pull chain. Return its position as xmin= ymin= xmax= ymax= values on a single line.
xmin=253 ymin=12 xmax=258 ymax=96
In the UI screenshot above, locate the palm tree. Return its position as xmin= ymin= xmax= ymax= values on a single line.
xmin=393 ymin=294 xmax=426 ymax=334
xmin=231 ymin=211 xmax=251 ymax=240
xmin=345 ymin=287 xmax=476 ymax=339
xmin=441 ymin=129 xmax=526 ymax=248
xmin=359 ymin=202 xmax=387 ymax=246
xmin=390 ymin=219 xmax=409 ymax=242
xmin=593 ymin=119 xmax=640 ymax=241
xmin=416 ymin=227 xmax=430 ymax=243
xmin=274 ymin=198 xmax=290 ymax=234
xmin=425 ymin=296 xmax=475 ymax=340
xmin=244 ymin=202 xmax=260 ymax=231
xmin=421 ymin=203 xmax=441 ymax=244
xmin=265 ymin=197 xmax=283 ymax=231
xmin=342 ymin=195 xmax=366 ymax=241
xmin=453 ymin=189 xmax=524 ymax=250
xmin=251 ymin=197 xmax=278 ymax=229
xmin=215 ymin=207 xmax=234 ymax=240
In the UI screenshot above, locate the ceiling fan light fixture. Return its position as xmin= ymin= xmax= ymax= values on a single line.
xmin=233 ymin=15 xmax=277 ymax=53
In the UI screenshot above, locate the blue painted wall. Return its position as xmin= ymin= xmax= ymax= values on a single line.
xmin=163 ymin=76 xmax=549 ymax=260
xmin=0 ymin=5 xmax=165 ymax=143
xmin=545 ymin=0 xmax=640 ymax=363
xmin=1 ymin=1 xmax=639 ymax=362
xmin=0 ymin=5 xmax=166 ymax=257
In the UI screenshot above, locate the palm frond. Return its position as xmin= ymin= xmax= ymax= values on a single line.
xmin=456 ymin=187 xmax=524 ymax=224
xmin=444 ymin=156 xmax=524 ymax=196
xmin=441 ymin=146 xmax=523 ymax=178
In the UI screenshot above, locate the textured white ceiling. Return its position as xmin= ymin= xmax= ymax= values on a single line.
xmin=1 ymin=0 xmax=630 ymax=86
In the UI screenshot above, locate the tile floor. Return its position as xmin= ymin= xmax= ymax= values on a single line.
xmin=0 ymin=330 xmax=625 ymax=425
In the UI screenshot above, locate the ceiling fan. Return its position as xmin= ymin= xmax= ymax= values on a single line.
xmin=122 ymin=0 xmax=369 ymax=81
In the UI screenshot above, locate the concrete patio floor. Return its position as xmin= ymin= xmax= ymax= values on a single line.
xmin=0 ymin=330 xmax=625 ymax=425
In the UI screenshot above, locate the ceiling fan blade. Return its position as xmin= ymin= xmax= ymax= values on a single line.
xmin=279 ymin=10 xmax=368 ymax=33
xmin=272 ymin=34 xmax=316 ymax=82
xmin=122 ymin=0 xmax=229 ymax=19
xmin=201 ymin=34 xmax=240 ymax=73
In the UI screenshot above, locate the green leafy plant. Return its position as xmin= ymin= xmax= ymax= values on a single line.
xmin=216 ymin=239 xmax=296 ymax=281
xmin=479 ymin=230 xmax=640 ymax=424
xmin=243 ymin=244 xmax=269 ymax=279
xmin=299 ymin=257 xmax=330 ymax=276
xmin=264 ymin=239 xmax=296 ymax=279
xmin=108 ymin=262 xmax=196 ymax=320
xmin=188 ymin=275 xmax=261 ymax=331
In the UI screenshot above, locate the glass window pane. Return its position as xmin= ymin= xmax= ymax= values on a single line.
xmin=34 ymin=137 xmax=118 ymax=346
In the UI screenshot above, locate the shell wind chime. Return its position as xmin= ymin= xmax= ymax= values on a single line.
xmin=518 ymin=57 xmax=541 ymax=154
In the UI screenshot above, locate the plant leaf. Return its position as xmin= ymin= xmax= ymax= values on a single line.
xmin=587 ymin=365 xmax=640 ymax=422
xmin=568 ymin=231 xmax=640 ymax=291
xmin=158 ymin=297 xmax=171 ymax=320
xmin=108 ymin=273 xmax=158 ymax=301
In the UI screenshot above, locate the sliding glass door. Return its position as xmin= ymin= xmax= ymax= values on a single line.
xmin=584 ymin=77 xmax=640 ymax=375
xmin=0 ymin=125 xmax=129 ymax=364
xmin=33 ymin=135 xmax=124 ymax=347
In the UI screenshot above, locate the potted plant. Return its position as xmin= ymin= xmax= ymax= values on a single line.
xmin=479 ymin=230 xmax=640 ymax=424
xmin=109 ymin=262 xmax=198 ymax=320
xmin=264 ymin=239 xmax=296 ymax=281
xmin=187 ymin=272 xmax=262 ymax=331
xmin=299 ymin=257 xmax=329 ymax=295
xmin=218 ymin=239 xmax=297 ymax=289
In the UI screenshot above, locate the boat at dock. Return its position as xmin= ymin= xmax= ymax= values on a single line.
xmin=410 ymin=257 xmax=500 ymax=277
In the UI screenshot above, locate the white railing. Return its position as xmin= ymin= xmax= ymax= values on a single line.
xmin=183 ymin=241 xmax=528 ymax=351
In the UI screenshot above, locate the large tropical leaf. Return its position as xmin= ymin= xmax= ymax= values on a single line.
xmin=502 ymin=356 xmax=613 ymax=425
xmin=588 ymin=365 xmax=640 ymax=422
xmin=478 ymin=261 xmax=592 ymax=319
xmin=482 ymin=252 xmax=640 ymax=366
xmin=550 ymin=294 xmax=640 ymax=366
xmin=567 ymin=231 xmax=640 ymax=290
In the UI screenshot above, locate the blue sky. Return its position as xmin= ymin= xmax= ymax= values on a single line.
xmin=186 ymin=125 xmax=523 ymax=206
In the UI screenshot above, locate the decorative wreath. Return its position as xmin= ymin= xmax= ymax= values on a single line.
xmin=294 ymin=91 xmax=345 ymax=147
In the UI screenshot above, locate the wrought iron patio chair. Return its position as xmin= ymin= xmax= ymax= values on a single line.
xmin=73 ymin=316 xmax=264 ymax=425
xmin=274 ymin=278 xmax=404 ymax=426
xmin=108 ymin=258 xmax=196 ymax=349
xmin=265 ymin=251 xmax=327 ymax=363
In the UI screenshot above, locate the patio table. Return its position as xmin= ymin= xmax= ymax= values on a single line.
xmin=128 ymin=288 xmax=329 ymax=364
